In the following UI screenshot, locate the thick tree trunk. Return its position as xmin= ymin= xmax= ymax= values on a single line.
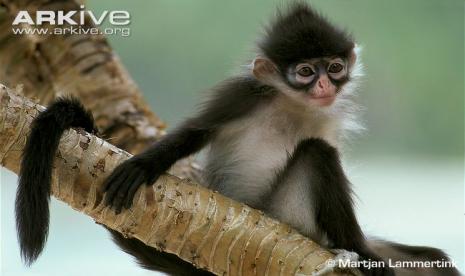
xmin=0 ymin=85 xmax=357 ymax=275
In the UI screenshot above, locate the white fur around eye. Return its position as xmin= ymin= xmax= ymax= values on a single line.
xmin=296 ymin=74 xmax=315 ymax=84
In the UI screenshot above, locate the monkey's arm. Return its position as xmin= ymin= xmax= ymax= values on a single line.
xmin=103 ymin=121 xmax=212 ymax=212
xmin=104 ymin=76 xmax=275 ymax=212
xmin=299 ymin=139 xmax=366 ymax=251
xmin=292 ymin=139 xmax=394 ymax=275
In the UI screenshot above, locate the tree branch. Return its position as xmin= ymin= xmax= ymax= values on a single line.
xmin=0 ymin=85 xmax=357 ymax=275
xmin=0 ymin=0 xmax=199 ymax=180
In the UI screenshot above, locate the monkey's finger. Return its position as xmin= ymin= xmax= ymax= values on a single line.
xmin=123 ymin=174 xmax=148 ymax=210
xmin=102 ymin=165 xmax=126 ymax=192
xmin=113 ymin=170 xmax=141 ymax=213
xmin=111 ymin=170 xmax=138 ymax=211
xmin=104 ymin=170 xmax=132 ymax=206
xmin=104 ymin=170 xmax=127 ymax=203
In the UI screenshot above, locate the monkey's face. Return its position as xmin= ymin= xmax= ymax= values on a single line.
xmin=283 ymin=57 xmax=349 ymax=107
xmin=252 ymin=52 xmax=355 ymax=109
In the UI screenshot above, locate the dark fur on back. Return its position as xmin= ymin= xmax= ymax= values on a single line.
xmin=15 ymin=97 xmax=96 ymax=265
xmin=259 ymin=2 xmax=354 ymax=70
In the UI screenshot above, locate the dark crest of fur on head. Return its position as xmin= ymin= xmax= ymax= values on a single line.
xmin=259 ymin=2 xmax=355 ymax=70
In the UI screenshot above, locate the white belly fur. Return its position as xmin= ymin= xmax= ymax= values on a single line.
xmin=203 ymin=94 xmax=341 ymax=208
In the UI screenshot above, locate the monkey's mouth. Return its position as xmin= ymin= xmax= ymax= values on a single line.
xmin=308 ymin=94 xmax=336 ymax=106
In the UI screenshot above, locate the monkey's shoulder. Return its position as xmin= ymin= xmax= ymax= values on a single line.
xmin=213 ymin=75 xmax=277 ymax=98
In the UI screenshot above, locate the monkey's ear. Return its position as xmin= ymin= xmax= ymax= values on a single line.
xmin=252 ymin=57 xmax=279 ymax=80
xmin=348 ymin=51 xmax=357 ymax=68
xmin=348 ymin=44 xmax=360 ymax=68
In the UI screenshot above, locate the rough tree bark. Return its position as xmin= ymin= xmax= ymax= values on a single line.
xmin=0 ymin=86 xmax=358 ymax=275
xmin=0 ymin=0 xmax=198 ymax=179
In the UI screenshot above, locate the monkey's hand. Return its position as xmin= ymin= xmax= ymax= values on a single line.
xmin=358 ymin=250 xmax=395 ymax=276
xmin=103 ymin=156 xmax=163 ymax=213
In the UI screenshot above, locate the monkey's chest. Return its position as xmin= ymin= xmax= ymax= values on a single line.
xmin=203 ymin=110 xmax=328 ymax=208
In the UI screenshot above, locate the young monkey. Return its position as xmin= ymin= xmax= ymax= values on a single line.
xmin=102 ymin=3 xmax=391 ymax=275
xmin=16 ymin=3 xmax=460 ymax=276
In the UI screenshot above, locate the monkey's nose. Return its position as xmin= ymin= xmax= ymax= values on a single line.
xmin=317 ymin=77 xmax=330 ymax=90
xmin=313 ymin=75 xmax=332 ymax=97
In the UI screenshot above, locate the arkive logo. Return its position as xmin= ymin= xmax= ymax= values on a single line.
xmin=12 ymin=5 xmax=130 ymax=26
xmin=11 ymin=5 xmax=131 ymax=37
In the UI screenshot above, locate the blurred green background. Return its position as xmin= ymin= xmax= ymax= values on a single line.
xmin=1 ymin=0 xmax=463 ymax=275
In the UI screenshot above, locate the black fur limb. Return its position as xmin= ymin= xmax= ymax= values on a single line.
xmin=279 ymin=138 xmax=394 ymax=276
xmin=103 ymin=76 xmax=275 ymax=213
xmin=15 ymin=97 xmax=97 ymax=265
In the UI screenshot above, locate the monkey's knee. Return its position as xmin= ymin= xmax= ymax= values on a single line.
xmin=294 ymin=138 xmax=338 ymax=157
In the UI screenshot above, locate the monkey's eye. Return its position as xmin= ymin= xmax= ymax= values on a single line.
xmin=297 ymin=66 xmax=314 ymax=77
xmin=328 ymin=63 xmax=344 ymax=73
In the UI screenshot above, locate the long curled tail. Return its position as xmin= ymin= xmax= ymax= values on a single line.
xmin=15 ymin=97 xmax=97 ymax=265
